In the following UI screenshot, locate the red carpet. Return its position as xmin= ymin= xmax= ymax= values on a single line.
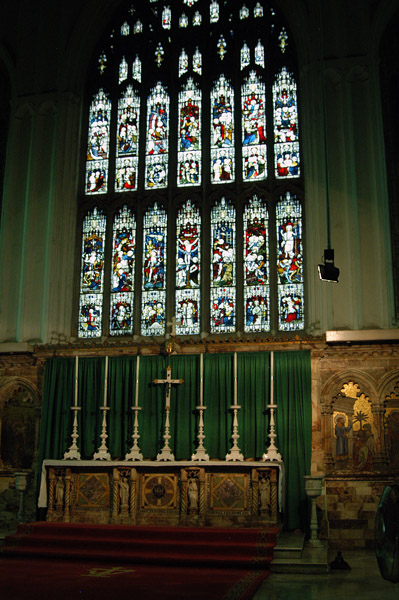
xmin=0 ymin=523 xmax=278 ymax=600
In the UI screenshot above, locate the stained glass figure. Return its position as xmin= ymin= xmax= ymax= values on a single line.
xmin=211 ymin=75 xmax=235 ymax=183
xmin=121 ymin=21 xmax=130 ymax=36
xmin=119 ymin=56 xmax=128 ymax=84
xmin=178 ymin=78 xmax=201 ymax=187
xmin=240 ymin=4 xmax=249 ymax=19
xmin=184 ymin=0 xmax=197 ymax=6
xmin=134 ymin=19 xmax=143 ymax=34
xmin=98 ymin=52 xmax=107 ymax=74
xmin=162 ymin=6 xmax=171 ymax=29
xmin=78 ymin=208 xmax=106 ymax=338
xmin=255 ymin=40 xmax=265 ymax=68
xmin=273 ymin=67 xmax=300 ymax=178
xmin=132 ymin=56 xmax=142 ymax=82
xmin=86 ymin=89 xmax=111 ymax=194
xmin=217 ymin=35 xmax=227 ymax=59
xmin=254 ymin=2 xmax=263 ymax=17
xmin=193 ymin=47 xmax=202 ymax=75
xmin=279 ymin=27 xmax=288 ymax=53
xmin=241 ymin=43 xmax=250 ymax=70
xmin=175 ymin=199 xmax=201 ymax=335
xmin=155 ymin=43 xmax=165 ymax=67
xmin=210 ymin=1 xmax=219 ymax=23
xmin=210 ymin=197 xmax=236 ymax=333
xmin=145 ymin=82 xmax=169 ymax=189
xmin=180 ymin=13 xmax=189 ymax=28
xmin=179 ymin=49 xmax=188 ymax=77
xmin=276 ymin=192 xmax=304 ymax=331
xmin=193 ymin=11 xmax=202 ymax=26
xmin=141 ymin=203 xmax=167 ymax=336
xmin=242 ymin=71 xmax=267 ymax=181
xmin=115 ymin=85 xmax=140 ymax=191
xmin=110 ymin=206 xmax=135 ymax=336
xmin=243 ymin=196 xmax=269 ymax=332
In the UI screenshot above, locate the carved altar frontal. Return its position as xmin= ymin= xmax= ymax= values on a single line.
xmin=40 ymin=460 xmax=281 ymax=528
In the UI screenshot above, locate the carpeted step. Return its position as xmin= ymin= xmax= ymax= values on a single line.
xmin=1 ymin=522 xmax=278 ymax=568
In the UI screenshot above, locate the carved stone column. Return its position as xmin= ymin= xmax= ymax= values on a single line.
xmin=321 ymin=403 xmax=334 ymax=472
xmin=129 ymin=468 xmax=138 ymax=525
xmin=47 ymin=468 xmax=56 ymax=521
xmin=111 ymin=468 xmax=120 ymax=523
xmin=64 ymin=469 xmax=73 ymax=523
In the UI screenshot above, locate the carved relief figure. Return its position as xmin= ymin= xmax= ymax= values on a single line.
xmin=188 ymin=477 xmax=198 ymax=509
xmin=119 ymin=477 xmax=130 ymax=507
xmin=55 ymin=476 xmax=64 ymax=506
xmin=259 ymin=476 xmax=270 ymax=511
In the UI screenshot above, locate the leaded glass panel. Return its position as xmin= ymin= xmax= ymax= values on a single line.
xmin=243 ymin=196 xmax=269 ymax=332
xmin=193 ymin=47 xmax=202 ymax=75
xmin=240 ymin=4 xmax=249 ymax=19
xmin=179 ymin=49 xmax=188 ymax=77
xmin=176 ymin=199 xmax=201 ymax=335
xmin=241 ymin=43 xmax=250 ymax=70
xmin=85 ymin=89 xmax=111 ymax=195
xmin=115 ymin=85 xmax=140 ymax=191
xmin=110 ymin=206 xmax=136 ymax=336
xmin=78 ymin=208 xmax=106 ymax=338
xmin=211 ymin=75 xmax=235 ymax=183
xmin=210 ymin=1 xmax=219 ymax=23
xmin=276 ymin=192 xmax=304 ymax=331
xmin=193 ymin=11 xmax=202 ymax=26
xmin=162 ymin=6 xmax=171 ymax=29
xmin=210 ymin=197 xmax=236 ymax=333
xmin=178 ymin=78 xmax=201 ymax=187
xmin=242 ymin=71 xmax=267 ymax=181
xmin=119 ymin=57 xmax=128 ymax=84
xmin=141 ymin=203 xmax=167 ymax=336
xmin=180 ymin=13 xmax=189 ymax=28
xmin=273 ymin=67 xmax=300 ymax=178
xmin=121 ymin=21 xmax=130 ymax=36
xmin=255 ymin=40 xmax=265 ymax=68
xmin=145 ymin=83 xmax=169 ymax=189
xmin=132 ymin=56 xmax=142 ymax=82
xmin=254 ymin=2 xmax=264 ymax=17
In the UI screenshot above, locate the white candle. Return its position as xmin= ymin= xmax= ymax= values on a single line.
xmin=234 ymin=352 xmax=238 ymax=405
xmin=199 ymin=353 xmax=204 ymax=406
xmin=74 ymin=356 xmax=79 ymax=407
xmin=103 ymin=356 xmax=109 ymax=407
xmin=270 ymin=351 xmax=274 ymax=406
xmin=135 ymin=355 xmax=140 ymax=407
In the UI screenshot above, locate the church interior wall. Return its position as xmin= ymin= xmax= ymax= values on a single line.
xmin=0 ymin=0 xmax=398 ymax=544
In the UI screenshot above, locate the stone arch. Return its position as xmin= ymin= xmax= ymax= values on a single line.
xmin=0 ymin=377 xmax=41 ymax=472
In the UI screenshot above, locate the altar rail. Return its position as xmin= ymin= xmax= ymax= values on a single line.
xmin=40 ymin=460 xmax=283 ymax=528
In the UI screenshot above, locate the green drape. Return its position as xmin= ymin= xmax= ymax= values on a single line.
xmin=169 ymin=354 xmax=200 ymax=459
xmin=137 ymin=355 xmax=166 ymax=459
xmin=203 ymin=353 xmax=233 ymax=458
xmin=238 ymin=351 xmax=270 ymax=459
xmin=108 ymin=356 xmax=136 ymax=459
xmin=274 ymin=350 xmax=312 ymax=530
xmin=78 ymin=357 xmax=105 ymax=459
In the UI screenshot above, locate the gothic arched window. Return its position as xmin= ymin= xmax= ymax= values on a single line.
xmin=78 ymin=0 xmax=304 ymax=339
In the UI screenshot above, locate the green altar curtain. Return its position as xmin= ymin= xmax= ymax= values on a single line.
xmin=38 ymin=351 xmax=311 ymax=530
xmin=274 ymin=350 xmax=312 ymax=530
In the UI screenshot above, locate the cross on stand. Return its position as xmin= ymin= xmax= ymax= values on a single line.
xmin=154 ymin=365 xmax=184 ymax=461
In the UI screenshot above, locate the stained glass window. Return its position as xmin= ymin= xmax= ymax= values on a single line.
xmin=115 ymin=86 xmax=140 ymax=192
xmin=162 ymin=6 xmax=171 ymax=29
xmin=210 ymin=1 xmax=219 ymax=23
xmin=211 ymin=75 xmax=235 ymax=183
xmin=85 ymin=89 xmax=111 ymax=195
xmin=241 ymin=42 xmax=250 ymax=70
xmin=242 ymin=71 xmax=267 ymax=182
xmin=119 ymin=57 xmax=128 ymax=84
xmin=243 ymin=196 xmax=269 ymax=332
xmin=179 ymin=49 xmax=188 ymax=77
xmin=176 ymin=200 xmax=201 ymax=335
xmin=141 ymin=203 xmax=167 ymax=336
xmin=210 ymin=197 xmax=236 ymax=333
xmin=132 ymin=56 xmax=142 ymax=82
xmin=110 ymin=206 xmax=136 ymax=336
xmin=273 ymin=67 xmax=300 ymax=178
xmin=145 ymin=82 xmax=169 ymax=189
xmin=193 ymin=47 xmax=202 ymax=75
xmin=78 ymin=208 xmax=106 ymax=338
xmin=255 ymin=40 xmax=265 ymax=68
xmin=276 ymin=192 xmax=304 ymax=331
xmin=178 ymin=78 xmax=201 ymax=187
xmin=80 ymin=1 xmax=304 ymax=339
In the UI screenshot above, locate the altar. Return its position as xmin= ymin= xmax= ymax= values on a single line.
xmin=39 ymin=459 xmax=283 ymax=528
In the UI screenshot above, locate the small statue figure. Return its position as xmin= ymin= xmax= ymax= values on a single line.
xmin=119 ymin=476 xmax=130 ymax=508
xmin=188 ymin=476 xmax=198 ymax=510
xmin=259 ymin=476 xmax=269 ymax=510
